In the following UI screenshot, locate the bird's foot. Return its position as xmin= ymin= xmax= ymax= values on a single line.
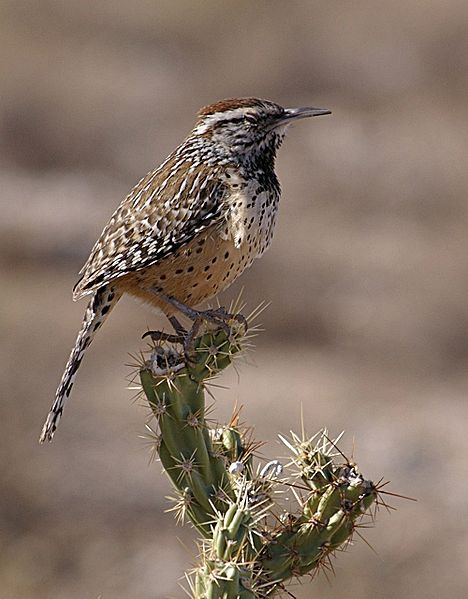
xmin=181 ymin=308 xmax=247 ymax=365
xmin=149 ymin=290 xmax=248 ymax=335
xmin=142 ymin=327 xmax=194 ymax=368
xmin=146 ymin=290 xmax=248 ymax=365
xmin=167 ymin=315 xmax=187 ymax=336
xmin=142 ymin=330 xmax=185 ymax=345
xmin=190 ymin=306 xmax=248 ymax=334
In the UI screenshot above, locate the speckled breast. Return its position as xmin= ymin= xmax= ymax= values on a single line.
xmin=119 ymin=176 xmax=280 ymax=310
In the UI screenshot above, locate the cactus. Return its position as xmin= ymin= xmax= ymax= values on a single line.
xmin=136 ymin=313 xmax=383 ymax=598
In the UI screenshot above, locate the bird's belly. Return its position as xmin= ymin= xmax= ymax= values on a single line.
xmin=118 ymin=227 xmax=262 ymax=311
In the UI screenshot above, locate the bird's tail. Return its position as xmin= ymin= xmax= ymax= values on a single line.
xmin=39 ymin=285 xmax=122 ymax=443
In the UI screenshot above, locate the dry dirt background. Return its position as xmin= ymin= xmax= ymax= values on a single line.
xmin=1 ymin=1 xmax=468 ymax=598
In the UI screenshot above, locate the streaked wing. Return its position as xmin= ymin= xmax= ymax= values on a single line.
xmin=73 ymin=155 xmax=228 ymax=299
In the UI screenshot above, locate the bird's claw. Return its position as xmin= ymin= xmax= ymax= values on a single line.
xmin=142 ymin=330 xmax=185 ymax=345
xmin=145 ymin=292 xmax=248 ymax=367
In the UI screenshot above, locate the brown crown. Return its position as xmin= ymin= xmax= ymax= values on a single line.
xmin=198 ymin=97 xmax=266 ymax=118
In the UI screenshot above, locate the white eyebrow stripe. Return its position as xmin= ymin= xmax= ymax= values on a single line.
xmin=194 ymin=107 xmax=253 ymax=134
xmin=209 ymin=107 xmax=250 ymax=120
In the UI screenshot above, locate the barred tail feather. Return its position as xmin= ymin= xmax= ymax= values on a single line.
xmin=39 ymin=285 xmax=122 ymax=443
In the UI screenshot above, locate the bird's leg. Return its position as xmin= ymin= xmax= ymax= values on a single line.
xmin=168 ymin=315 xmax=187 ymax=336
xmin=145 ymin=289 xmax=248 ymax=365
xmin=143 ymin=314 xmax=187 ymax=347
xmin=143 ymin=303 xmax=189 ymax=345
xmin=183 ymin=317 xmax=203 ymax=365
xmin=196 ymin=306 xmax=248 ymax=331
xmin=150 ymin=290 xmax=248 ymax=334
xmin=143 ymin=318 xmax=216 ymax=366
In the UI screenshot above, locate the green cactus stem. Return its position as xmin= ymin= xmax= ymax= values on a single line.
xmin=140 ymin=321 xmax=248 ymax=535
xmin=137 ymin=317 xmax=384 ymax=598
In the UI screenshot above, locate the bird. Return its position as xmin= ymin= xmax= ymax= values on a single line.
xmin=39 ymin=97 xmax=331 ymax=443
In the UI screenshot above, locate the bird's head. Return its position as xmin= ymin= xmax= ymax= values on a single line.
xmin=193 ymin=97 xmax=331 ymax=166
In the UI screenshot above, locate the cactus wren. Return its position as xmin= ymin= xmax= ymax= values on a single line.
xmin=40 ymin=97 xmax=331 ymax=442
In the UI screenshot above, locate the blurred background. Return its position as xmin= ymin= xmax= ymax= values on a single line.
xmin=1 ymin=1 xmax=467 ymax=597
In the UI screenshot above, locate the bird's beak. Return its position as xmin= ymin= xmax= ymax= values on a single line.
xmin=275 ymin=106 xmax=332 ymax=126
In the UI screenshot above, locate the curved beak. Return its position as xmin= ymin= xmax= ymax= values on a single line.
xmin=276 ymin=106 xmax=332 ymax=126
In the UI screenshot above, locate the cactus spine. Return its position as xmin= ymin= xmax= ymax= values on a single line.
xmin=138 ymin=317 xmax=381 ymax=598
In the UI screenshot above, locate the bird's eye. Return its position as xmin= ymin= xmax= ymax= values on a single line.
xmin=244 ymin=114 xmax=257 ymax=125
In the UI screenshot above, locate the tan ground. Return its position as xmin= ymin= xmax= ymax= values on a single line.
xmin=1 ymin=2 xmax=467 ymax=597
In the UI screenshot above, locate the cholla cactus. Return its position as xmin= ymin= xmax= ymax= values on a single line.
xmin=137 ymin=314 xmax=383 ymax=598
